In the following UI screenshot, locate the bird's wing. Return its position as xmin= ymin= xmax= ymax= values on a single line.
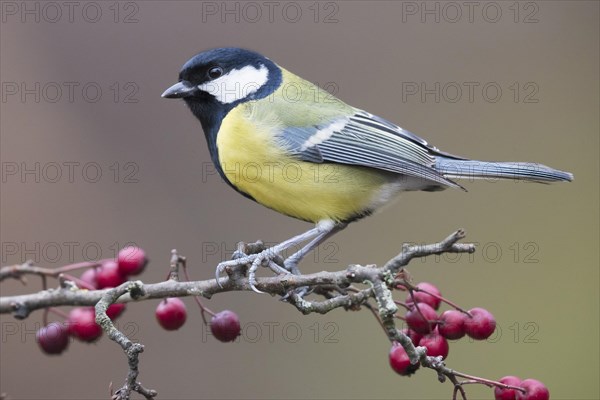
xmin=276 ymin=110 xmax=462 ymax=189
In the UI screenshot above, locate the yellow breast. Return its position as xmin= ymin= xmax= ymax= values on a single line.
xmin=216 ymin=105 xmax=394 ymax=223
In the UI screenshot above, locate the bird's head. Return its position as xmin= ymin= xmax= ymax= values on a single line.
xmin=162 ymin=48 xmax=282 ymax=114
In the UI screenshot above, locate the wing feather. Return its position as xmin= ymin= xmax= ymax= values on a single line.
xmin=277 ymin=110 xmax=461 ymax=189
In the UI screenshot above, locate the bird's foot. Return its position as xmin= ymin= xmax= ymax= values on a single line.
xmin=279 ymin=258 xmax=311 ymax=299
xmin=215 ymin=222 xmax=343 ymax=294
xmin=216 ymin=247 xmax=291 ymax=293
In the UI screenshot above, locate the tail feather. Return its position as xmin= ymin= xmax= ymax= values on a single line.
xmin=435 ymin=157 xmax=573 ymax=183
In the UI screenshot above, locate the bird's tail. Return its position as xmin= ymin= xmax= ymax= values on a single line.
xmin=435 ymin=157 xmax=573 ymax=183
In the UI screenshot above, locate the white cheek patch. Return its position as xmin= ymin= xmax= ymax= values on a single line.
xmin=300 ymin=119 xmax=348 ymax=151
xmin=198 ymin=64 xmax=269 ymax=104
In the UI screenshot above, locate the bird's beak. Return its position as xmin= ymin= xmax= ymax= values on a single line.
xmin=161 ymin=81 xmax=199 ymax=98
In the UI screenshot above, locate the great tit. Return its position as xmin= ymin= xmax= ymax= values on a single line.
xmin=162 ymin=47 xmax=572 ymax=291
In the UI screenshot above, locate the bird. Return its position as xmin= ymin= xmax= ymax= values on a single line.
xmin=162 ymin=47 xmax=573 ymax=292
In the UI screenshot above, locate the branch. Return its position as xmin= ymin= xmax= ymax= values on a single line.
xmin=1 ymin=232 xmax=475 ymax=318
xmin=0 ymin=268 xmax=365 ymax=317
xmin=2 ymin=230 xmax=491 ymax=399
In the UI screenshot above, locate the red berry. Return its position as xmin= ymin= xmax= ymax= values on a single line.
xmin=438 ymin=310 xmax=467 ymax=340
xmin=37 ymin=323 xmax=69 ymax=355
xmin=156 ymin=298 xmax=187 ymax=330
xmin=389 ymin=343 xmax=419 ymax=376
xmin=106 ymin=303 xmax=126 ymax=320
xmin=68 ymin=307 xmax=102 ymax=342
xmin=95 ymin=260 xmax=126 ymax=289
xmin=79 ymin=268 xmax=98 ymax=289
xmin=401 ymin=328 xmax=423 ymax=346
xmin=418 ymin=330 xmax=449 ymax=359
xmin=210 ymin=310 xmax=241 ymax=342
xmin=118 ymin=246 xmax=147 ymax=276
xmin=405 ymin=303 xmax=438 ymax=334
xmin=516 ymin=379 xmax=549 ymax=400
xmin=495 ymin=376 xmax=522 ymax=400
xmin=406 ymin=282 xmax=442 ymax=310
xmin=464 ymin=308 xmax=496 ymax=340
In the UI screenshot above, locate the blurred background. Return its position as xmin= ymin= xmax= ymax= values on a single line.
xmin=1 ymin=1 xmax=598 ymax=399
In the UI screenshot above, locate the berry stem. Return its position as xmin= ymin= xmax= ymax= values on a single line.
xmin=398 ymin=281 xmax=471 ymax=316
xmin=55 ymin=260 xmax=105 ymax=274
xmin=450 ymin=371 xmax=526 ymax=393
xmin=61 ymin=273 xmax=96 ymax=290
xmin=42 ymin=308 xmax=49 ymax=326
xmin=451 ymin=380 xmax=467 ymax=400
xmin=408 ymin=294 xmax=436 ymax=331
xmin=178 ymin=252 xmax=216 ymax=324
xmin=192 ymin=294 xmax=215 ymax=324
xmin=363 ymin=302 xmax=388 ymax=334
xmin=361 ymin=282 xmax=402 ymax=325
xmin=394 ymin=300 xmax=411 ymax=310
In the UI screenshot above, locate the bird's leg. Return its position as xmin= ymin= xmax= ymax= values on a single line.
xmin=280 ymin=222 xmax=346 ymax=299
xmin=283 ymin=223 xmax=347 ymax=275
xmin=215 ymin=220 xmax=344 ymax=293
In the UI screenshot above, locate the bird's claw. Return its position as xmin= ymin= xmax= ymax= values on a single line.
xmin=215 ymin=261 xmax=231 ymax=288
xmin=280 ymin=286 xmax=311 ymax=302
xmin=248 ymin=256 xmax=266 ymax=294
xmin=215 ymin=248 xmax=291 ymax=293
xmin=231 ymin=250 xmax=247 ymax=260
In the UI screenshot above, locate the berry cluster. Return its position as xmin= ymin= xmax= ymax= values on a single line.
xmin=37 ymin=247 xmax=147 ymax=355
xmin=153 ymin=253 xmax=242 ymax=342
xmin=496 ymin=377 xmax=550 ymax=400
xmin=154 ymin=298 xmax=241 ymax=343
xmin=388 ymin=282 xmax=549 ymax=400
xmin=37 ymin=245 xmax=244 ymax=355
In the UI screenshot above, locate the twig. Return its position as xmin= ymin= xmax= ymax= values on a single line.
xmin=287 ymin=287 xmax=373 ymax=314
xmin=383 ymin=229 xmax=475 ymax=273
xmin=0 ymin=260 xmax=106 ymax=282
xmin=95 ymin=281 xmax=157 ymax=400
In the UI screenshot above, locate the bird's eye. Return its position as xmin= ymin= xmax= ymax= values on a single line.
xmin=208 ymin=66 xmax=223 ymax=80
